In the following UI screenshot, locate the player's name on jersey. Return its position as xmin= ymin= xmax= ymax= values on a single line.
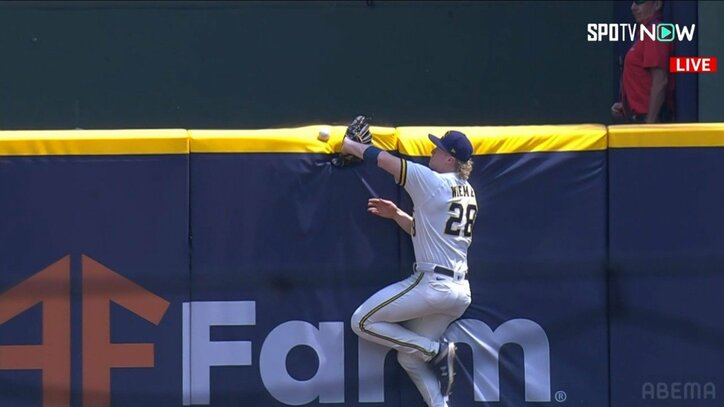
xmin=451 ymin=185 xmax=475 ymax=198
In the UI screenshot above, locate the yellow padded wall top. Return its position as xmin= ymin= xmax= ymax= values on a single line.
xmin=0 ymin=129 xmax=189 ymax=156
xmin=397 ymin=124 xmax=608 ymax=157
xmin=3 ymin=123 xmax=722 ymax=156
xmin=190 ymin=126 xmax=398 ymax=153
xmin=609 ymin=123 xmax=724 ymax=148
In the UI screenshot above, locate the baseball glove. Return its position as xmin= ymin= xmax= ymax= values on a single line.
xmin=332 ymin=115 xmax=373 ymax=167
xmin=345 ymin=115 xmax=372 ymax=144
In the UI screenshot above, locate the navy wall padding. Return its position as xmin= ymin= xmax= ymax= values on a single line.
xmin=0 ymin=155 xmax=189 ymax=407
xmin=609 ymin=147 xmax=724 ymax=406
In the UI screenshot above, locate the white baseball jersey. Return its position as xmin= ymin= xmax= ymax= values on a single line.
xmin=398 ymin=159 xmax=477 ymax=273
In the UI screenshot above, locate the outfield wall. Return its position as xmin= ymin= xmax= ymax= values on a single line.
xmin=608 ymin=124 xmax=724 ymax=406
xmin=0 ymin=124 xmax=721 ymax=406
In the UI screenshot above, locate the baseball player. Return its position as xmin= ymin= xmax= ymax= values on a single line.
xmin=340 ymin=120 xmax=476 ymax=407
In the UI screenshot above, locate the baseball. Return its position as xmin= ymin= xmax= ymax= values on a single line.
xmin=318 ymin=127 xmax=331 ymax=142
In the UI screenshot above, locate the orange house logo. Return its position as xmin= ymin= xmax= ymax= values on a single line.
xmin=0 ymin=255 xmax=169 ymax=407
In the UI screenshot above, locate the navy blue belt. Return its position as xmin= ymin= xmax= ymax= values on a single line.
xmin=413 ymin=263 xmax=468 ymax=280
xmin=434 ymin=266 xmax=468 ymax=280
xmin=415 ymin=265 xmax=468 ymax=280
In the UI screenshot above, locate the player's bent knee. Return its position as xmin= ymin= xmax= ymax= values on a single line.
xmin=350 ymin=310 xmax=364 ymax=336
xmin=350 ymin=319 xmax=363 ymax=336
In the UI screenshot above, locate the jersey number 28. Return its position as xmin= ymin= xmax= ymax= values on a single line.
xmin=444 ymin=203 xmax=477 ymax=237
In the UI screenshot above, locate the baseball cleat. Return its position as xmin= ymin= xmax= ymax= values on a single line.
xmin=440 ymin=341 xmax=457 ymax=397
xmin=431 ymin=340 xmax=457 ymax=398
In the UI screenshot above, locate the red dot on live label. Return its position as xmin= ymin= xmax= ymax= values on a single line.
xmin=669 ymin=57 xmax=718 ymax=73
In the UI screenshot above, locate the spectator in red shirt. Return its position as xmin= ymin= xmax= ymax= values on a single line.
xmin=611 ymin=0 xmax=675 ymax=123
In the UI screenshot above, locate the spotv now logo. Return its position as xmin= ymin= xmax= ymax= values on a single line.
xmin=587 ymin=23 xmax=696 ymax=42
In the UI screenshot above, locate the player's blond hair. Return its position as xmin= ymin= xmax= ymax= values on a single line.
xmin=456 ymin=159 xmax=473 ymax=180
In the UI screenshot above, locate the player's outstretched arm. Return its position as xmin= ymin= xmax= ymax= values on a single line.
xmin=341 ymin=138 xmax=403 ymax=184
xmin=367 ymin=198 xmax=413 ymax=235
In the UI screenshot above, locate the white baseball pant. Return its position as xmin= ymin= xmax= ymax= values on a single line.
xmin=351 ymin=266 xmax=471 ymax=407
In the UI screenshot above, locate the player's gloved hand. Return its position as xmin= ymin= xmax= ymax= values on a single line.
xmin=332 ymin=115 xmax=372 ymax=167
xmin=345 ymin=115 xmax=372 ymax=144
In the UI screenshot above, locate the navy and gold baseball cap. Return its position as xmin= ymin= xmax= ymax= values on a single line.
xmin=428 ymin=130 xmax=473 ymax=161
